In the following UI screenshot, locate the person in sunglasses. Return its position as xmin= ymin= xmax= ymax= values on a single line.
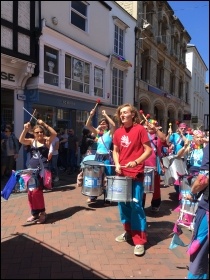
xmin=19 ymin=119 xmax=57 ymax=224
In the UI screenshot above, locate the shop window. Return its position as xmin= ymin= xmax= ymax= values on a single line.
xmin=44 ymin=46 xmax=59 ymax=86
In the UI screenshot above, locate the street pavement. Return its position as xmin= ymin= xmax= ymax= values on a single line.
xmin=1 ymin=171 xmax=192 ymax=279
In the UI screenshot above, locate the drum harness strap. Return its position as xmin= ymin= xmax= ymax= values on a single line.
xmin=148 ymin=133 xmax=163 ymax=175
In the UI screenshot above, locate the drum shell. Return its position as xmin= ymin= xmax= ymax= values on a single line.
xmin=180 ymin=176 xmax=196 ymax=197
xmin=81 ymin=163 xmax=105 ymax=197
xmin=106 ymin=176 xmax=133 ymax=202
xmin=162 ymin=155 xmax=187 ymax=185
xmin=181 ymin=199 xmax=198 ymax=214
xmin=143 ymin=167 xmax=155 ymax=193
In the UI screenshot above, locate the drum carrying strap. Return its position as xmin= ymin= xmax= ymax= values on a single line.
xmin=148 ymin=133 xmax=163 ymax=175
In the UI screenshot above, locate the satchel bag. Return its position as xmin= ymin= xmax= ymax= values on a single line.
xmin=43 ymin=169 xmax=52 ymax=189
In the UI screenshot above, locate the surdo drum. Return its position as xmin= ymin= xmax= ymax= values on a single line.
xmin=81 ymin=160 xmax=105 ymax=197
xmin=143 ymin=167 xmax=155 ymax=193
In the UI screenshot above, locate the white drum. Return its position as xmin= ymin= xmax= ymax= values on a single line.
xmin=106 ymin=176 xmax=133 ymax=202
xmin=162 ymin=155 xmax=187 ymax=186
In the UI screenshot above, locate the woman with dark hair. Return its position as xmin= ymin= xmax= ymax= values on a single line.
xmin=85 ymin=108 xmax=116 ymax=203
xmin=19 ymin=119 xmax=57 ymax=224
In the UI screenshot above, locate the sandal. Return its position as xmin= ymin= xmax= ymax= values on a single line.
xmin=27 ymin=215 xmax=39 ymax=222
xmin=36 ymin=213 xmax=47 ymax=224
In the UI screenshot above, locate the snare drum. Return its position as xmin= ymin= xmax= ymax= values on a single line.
xmin=106 ymin=176 xmax=133 ymax=202
xmin=178 ymin=198 xmax=198 ymax=230
xmin=81 ymin=161 xmax=105 ymax=197
xmin=162 ymin=155 xmax=187 ymax=185
xmin=180 ymin=175 xmax=196 ymax=198
xmin=143 ymin=167 xmax=155 ymax=193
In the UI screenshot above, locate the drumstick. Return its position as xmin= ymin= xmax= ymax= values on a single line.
xmin=139 ymin=110 xmax=147 ymax=121
xmin=23 ymin=107 xmax=38 ymax=121
xmin=93 ymin=99 xmax=101 ymax=111
xmin=29 ymin=109 xmax=36 ymax=122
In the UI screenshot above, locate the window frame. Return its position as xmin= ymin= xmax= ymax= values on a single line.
xmin=44 ymin=45 xmax=59 ymax=86
xmin=70 ymin=1 xmax=88 ymax=32
xmin=112 ymin=67 xmax=124 ymax=106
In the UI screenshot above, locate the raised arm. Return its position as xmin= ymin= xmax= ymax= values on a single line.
xmin=101 ymin=110 xmax=116 ymax=136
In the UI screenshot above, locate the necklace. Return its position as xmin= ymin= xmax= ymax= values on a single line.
xmin=191 ymin=142 xmax=203 ymax=149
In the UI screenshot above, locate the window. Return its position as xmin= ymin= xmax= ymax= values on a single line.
xmin=94 ymin=67 xmax=103 ymax=97
xmin=178 ymin=77 xmax=183 ymax=99
xmin=170 ymin=70 xmax=175 ymax=95
xmin=112 ymin=67 xmax=123 ymax=106
xmin=141 ymin=49 xmax=150 ymax=82
xmin=185 ymin=82 xmax=189 ymax=103
xmin=70 ymin=1 xmax=88 ymax=31
xmin=65 ymin=55 xmax=90 ymax=94
xmin=44 ymin=46 xmax=59 ymax=86
xmin=114 ymin=24 xmax=124 ymax=56
xmin=156 ymin=60 xmax=164 ymax=89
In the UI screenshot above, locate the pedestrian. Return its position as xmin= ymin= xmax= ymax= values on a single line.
xmin=79 ymin=128 xmax=96 ymax=161
xmin=142 ymin=118 xmax=166 ymax=212
xmin=112 ymin=103 xmax=152 ymax=256
xmin=19 ymin=119 xmax=57 ymax=224
xmin=48 ymin=131 xmax=60 ymax=182
xmin=1 ymin=124 xmax=20 ymax=179
xmin=85 ymin=108 xmax=116 ymax=203
xmin=185 ymin=143 xmax=209 ymax=279
xmin=59 ymin=128 xmax=69 ymax=172
xmin=67 ymin=129 xmax=79 ymax=174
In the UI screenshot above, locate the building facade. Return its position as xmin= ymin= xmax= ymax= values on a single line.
xmin=117 ymin=1 xmax=192 ymax=132
xmin=186 ymin=45 xmax=208 ymax=129
xmin=1 ymin=1 xmax=40 ymax=169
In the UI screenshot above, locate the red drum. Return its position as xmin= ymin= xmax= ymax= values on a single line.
xmin=143 ymin=167 xmax=155 ymax=193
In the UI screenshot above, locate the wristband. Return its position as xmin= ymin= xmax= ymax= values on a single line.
xmin=134 ymin=160 xmax=138 ymax=166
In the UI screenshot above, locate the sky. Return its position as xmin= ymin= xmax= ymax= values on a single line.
xmin=168 ymin=1 xmax=209 ymax=84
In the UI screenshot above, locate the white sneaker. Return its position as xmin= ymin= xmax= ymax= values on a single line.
xmin=115 ymin=232 xmax=132 ymax=242
xmin=53 ymin=177 xmax=59 ymax=182
xmin=134 ymin=245 xmax=145 ymax=256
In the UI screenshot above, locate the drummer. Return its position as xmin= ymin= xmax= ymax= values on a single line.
xmin=142 ymin=118 xmax=166 ymax=212
xmin=166 ymin=122 xmax=192 ymax=195
xmin=85 ymin=108 xmax=116 ymax=203
xmin=177 ymin=129 xmax=205 ymax=176
xmin=112 ymin=103 xmax=152 ymax=256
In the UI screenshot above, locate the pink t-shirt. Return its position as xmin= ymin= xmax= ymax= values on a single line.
xmin=113 ymin=124 xmax=150 ymax=177
xmin=144 ymin=132 xmax=165 ymax=167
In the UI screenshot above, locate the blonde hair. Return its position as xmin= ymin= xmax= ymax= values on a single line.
xmin=115 ymin=103 xmax=141 ymax=126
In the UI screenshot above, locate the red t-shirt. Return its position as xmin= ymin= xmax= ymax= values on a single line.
xmin=113 ymin=124 xmax=150 ymax=178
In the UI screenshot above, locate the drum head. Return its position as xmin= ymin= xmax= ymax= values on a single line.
xmin=83 ymin=160 xmax=105 ymax=166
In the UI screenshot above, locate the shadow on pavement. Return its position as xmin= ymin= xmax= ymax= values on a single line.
xmin=22 ymin=206 xmax=95 ymax=226
xmin=1 ymin=233 xmax=110 ymax=279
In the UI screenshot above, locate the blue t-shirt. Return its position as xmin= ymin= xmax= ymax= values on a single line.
xmin=169 ymin=133 xmax=192 ymax=154
xmin=198 ymin=143 xmax=209 ymax=210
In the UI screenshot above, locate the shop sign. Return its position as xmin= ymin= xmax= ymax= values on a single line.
xmin=17 ymin=94 xmax=26 ymax=101
xmin=191 ymin=116 xmax=198 ymax=123
xmin=1 ymin=71 xmax=15 ymax=82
